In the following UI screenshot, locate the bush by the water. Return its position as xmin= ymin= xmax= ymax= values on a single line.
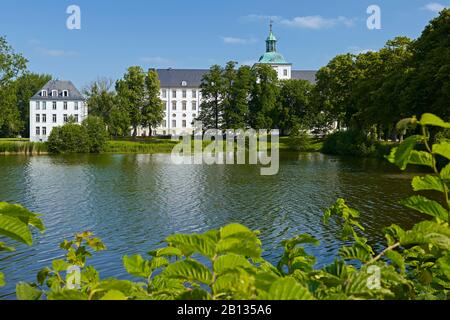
xmin=322 ymin=130 xmax=394 ymax=157
xmin=285 ymin=125 xmax=314 ymax=152
xmin=48 ymin=116 xmax=108 ymax=154
xmin=82 ymin=116 xmax=109 ymax=153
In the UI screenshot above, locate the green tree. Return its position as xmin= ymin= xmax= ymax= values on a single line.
xmin=0 ymin=37 xmax=28 ymax=137
xmin=109 ymin=106 xmax=131 ymax=137
xmin=14 ymin=73 xmax=52 ymax=137
xmin=0 ymin=36 xmax=27 ymax=87
xmin=277 ymin=79 xmax=313 ymax=135
xmin=82 ymin=116 xmax=109 ymax=153
xmin=198 ymin=65 xmax=224 ymax=129
xmin=221 ymin=61 xmax=237 ymax=128
xmin=401 ymin=9 xmax=450 ymax=120
xmin=314 ymin=54 xmax=357 ymax=129
xmin=142 ymin=69 xmax=165 ymax=136
xmin=225 ymin=65 xmax=253 ymax=129
xmin=84 ymin=78 xmax=116 ymax=121
xmin=47 ymin=123 xmax=90 ymax=153
xmin=116 ymin=67 xmax=146 ymax=137
xmin=249 ymin=64 xmax=279 ymax=129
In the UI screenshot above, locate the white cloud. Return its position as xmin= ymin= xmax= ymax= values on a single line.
xmin=348 ymin=46 xmax=374 ymax=55
xmin=280 ymin=16 xmax=356 ymax=29
xmin=422 ymin=2 xmax=447 ymax=13
xmin=140 ymin=56 xmax=172 ymax=64
xmin=221 ymin=36 xmax=258 ymax=45
xmin=36 ymin=47 xmax=77 ymax=57
xmin=241 ymin=14 xmax=282 ymax=23
xmin=29 ymin=40 xmax=77 ymax=57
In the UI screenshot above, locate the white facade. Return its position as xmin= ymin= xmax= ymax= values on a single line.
xmin=30 ymin=82 xmax=87 ymax=142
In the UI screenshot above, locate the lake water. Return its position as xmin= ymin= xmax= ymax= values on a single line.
xmin=0 ymin=153 xmax=423 ymax=298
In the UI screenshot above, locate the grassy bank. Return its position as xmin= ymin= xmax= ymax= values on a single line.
xmin=105 ymin=136 xmax=324 ymax=154
xmin=0 ymin=139 xmax=48 ymax=155
xmin=0 ymin=136 xmax=323 ymax=155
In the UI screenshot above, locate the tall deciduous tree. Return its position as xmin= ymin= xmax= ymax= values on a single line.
xmin=277 ymin=79 xmax=313 ymax=135
xmin=249 ymin=64 xmax=279 ymax=129
xmin=0 ymin=37 xmax=29 ymax=137
xmin=402 ymin=9 xmax=450 ymax=120
xmin=14 ymin=73 xmax=52 ymax=137
xmin=198 ymin=65 xmax=224 ymax=129
xmin=142 ymin=69 xmax=165 ymax=136
xmin=116 ymin=66 xmax=146 ymax=137
xmin=226 ymin=65 xmax=254 ymax=129
xmin=221 ymin=61 xmax=237 ymax=128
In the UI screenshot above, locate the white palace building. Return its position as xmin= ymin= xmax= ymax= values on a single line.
xmin=30 ymin=25 xmax=316 ymax=141
xmin=149 ymin=24 xmax=317 ymax=136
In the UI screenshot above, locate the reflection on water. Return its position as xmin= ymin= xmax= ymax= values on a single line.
xmin=0 ymin=153 xmax=423 ymax=298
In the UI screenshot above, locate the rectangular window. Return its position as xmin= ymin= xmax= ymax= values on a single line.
xmin=283 ymin=69 xmax=288 ymax=76
xmin=162 ymin=90 xmax=167 ymax=98
xmin=36 ymin=101 xmax=40 ymax=110
xmin=162 ymin=120 xmax=167 ymax=128
xmin=52 ymin=101 xmax=57 ymax=110
xmin=42 ymin=114 xmax=46 ymax=123
xmin=172 ymin=101 xmax=177 ymax=111
xmin=182 ymin=90 xmax=187 ymax=98
xmin=74 ymin=114 xmax=79 ymax=123
xmin=43 ymin=102 xmax=46 ymax=110
xmin=74 ymin=102 xmax=79 ymax=110
xmin=172 ymin=120 xmax=176 ymax=128
xmin=172 ymin=90 xmax=177 ymax=98
xmin=36 ymin=114 xmax=40 ymax=123
xmin=64 ymin=101 xmax=68 ymax=110
xmin=52 ymin=114 xmax=57 ymax=123
xmin=182 ymin=120 xmax=187 ymax=128
xmin=192 ymin=90 xmax=197 ymax=98
xmin=63 ymin=114 xmax=68 ymax=123
xmin=42 ymin=127 xmax=47 ymax=136
xmin=182 ymin=101 xmax=187 ymax=111
xmin=192 ymin=101 xmax=197 ymax=110
xmin=36 ymin=127 xmax=40 ymax=135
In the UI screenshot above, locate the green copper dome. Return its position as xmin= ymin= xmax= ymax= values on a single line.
xmin=258 ymin=23 xmax=290 ymax=65
xmin=259 ymin=52 xmax=289 ymax=64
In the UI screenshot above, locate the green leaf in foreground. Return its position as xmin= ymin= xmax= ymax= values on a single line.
xmin=412 ymin=175 xmax=445 ymax=193
xmin=261 ymin=277 xmax=314 ymax=300
xmin=16 ymin=282 xmax=42 ymax=300
xmin=420 ymin=113 xmax=450 ymax=129
xmin=386 ymin=135 xmax=422 ymax=170
xmin=163 ymin=259 xmax=213 ymax=285
xmin=400 ymin=196 xmax=448 ymax=221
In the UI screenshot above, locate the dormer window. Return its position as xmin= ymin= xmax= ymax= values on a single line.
xmin=62 ymin=90 xmax=69 ymax=97
xmin=52 ymin=90 xmax=58 ymax=97
xmin=181 ymin=81 xmax=187 ymax=87
xmin=41 ymin=90 xmax=47 ymax=97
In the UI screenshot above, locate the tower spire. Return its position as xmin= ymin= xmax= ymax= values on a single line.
xmin=266 ymin=20 xmax=277 ymax=52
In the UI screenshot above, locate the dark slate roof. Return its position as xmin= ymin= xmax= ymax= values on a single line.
xmin=156 ymin=68 xmax=317 ymax=87
xmin=292 ymin=70 xmax=317 ymax=84
xmin=31 ymin=80 xmax=84 ymax=100
xmin=156 ymin=69 xmax=209 ymax=88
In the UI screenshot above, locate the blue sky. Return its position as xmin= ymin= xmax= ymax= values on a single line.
xmin=0 ymin=0 xmax=448 ymax=88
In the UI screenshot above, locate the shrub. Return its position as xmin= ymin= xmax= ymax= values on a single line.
xmin=82 ymin=116 xmax=109 ymax=153
xmin=47 ymin=123 xmax=90 ymax=154
xmin=287 ymin=124 xmax=312 ymax=152
xmin=322 ymin=130 xmax=377 ymax=157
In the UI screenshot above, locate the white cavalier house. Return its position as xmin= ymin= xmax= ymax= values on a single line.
xmin=30 ymin=80 xmax=87 ymax=142
xmin=138 ymin=24 xmax=317 ymax=136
